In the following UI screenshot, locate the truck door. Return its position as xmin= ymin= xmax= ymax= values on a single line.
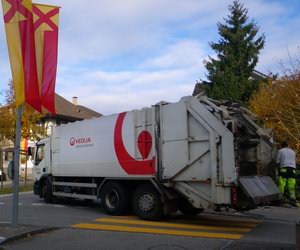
xmin=50 ymin=127 xmax=60 ymax=176
xmin=33 ymin=142 xmax=47 ymax=180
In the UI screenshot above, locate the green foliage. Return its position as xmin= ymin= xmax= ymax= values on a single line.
xmin=203 ymin=0 xmax=265 ymax=103
xmin=0 ymin=183 xmax=33 ymax=195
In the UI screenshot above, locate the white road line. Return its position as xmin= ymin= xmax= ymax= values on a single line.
xmin=0 ymin=191 xmax=33 ymax=198
xmin=0 ymin=194 xmax=12 ymax=198
xmin=18 ymin=203 xmax=23 ymax=205
xmin=52 ymin=204 xmax=66 ymax=207
xmin=32 ymin=203 xmax=44 ymax=206
xmin=0 ymin=202 xmax=4 ymax=205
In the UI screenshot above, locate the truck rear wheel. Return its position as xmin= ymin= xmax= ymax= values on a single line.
xmin=100 ymin=182 xmax=130 ymax=215
xmin=178 ymin=200 xmax=204 ymax=216
xmin=132 ymin=184 xmax=163 ymax=221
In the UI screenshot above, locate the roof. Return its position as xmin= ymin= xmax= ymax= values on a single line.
xmin=77 ymin=105 xmax=101 ymax=118
xmin=43 ymin=94 xmax=102 ymax=122
xmin=250 ymin=70 xmax=270 ymax=81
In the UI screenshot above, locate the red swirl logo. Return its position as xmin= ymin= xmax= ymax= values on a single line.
xmin=70 ymin=137 xmax=76 ymax=146
xmin=114 ymin=112 xmax=155 ymax=175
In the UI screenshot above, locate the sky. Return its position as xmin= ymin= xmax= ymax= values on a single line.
xmin=0 ymin=0 xmax=299 ymax=115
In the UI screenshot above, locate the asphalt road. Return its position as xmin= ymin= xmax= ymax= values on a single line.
xmin=0 ymin=193 xmax=296 ymax=250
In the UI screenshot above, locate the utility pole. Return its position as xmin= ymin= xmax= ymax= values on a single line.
xmin=12 ymin=105 xmax=22 ymax=228
xmin=0 ymin=149 xmax=3 ymax=188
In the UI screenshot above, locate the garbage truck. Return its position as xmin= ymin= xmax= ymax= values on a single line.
xmin=31 ymin=95 xmax=281 ymax=220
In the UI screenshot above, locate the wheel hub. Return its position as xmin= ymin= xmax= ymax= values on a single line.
xmin=139 ymin=194 xmax=155 ymax=212
xmin=105 ymin=189 xmax=119 ymax=209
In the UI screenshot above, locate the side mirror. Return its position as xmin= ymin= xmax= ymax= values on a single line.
xmin=8 ymin=160 xmax=14 ymax=180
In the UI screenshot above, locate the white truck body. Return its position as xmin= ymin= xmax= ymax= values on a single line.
xmin=33 ymin=96 xmax=280 ymax=219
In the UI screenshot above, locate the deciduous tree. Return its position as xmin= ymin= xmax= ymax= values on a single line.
xmin=0 ymin=81 xmax=46 ymax=144
xmin=249 ymin=63 xmax=300 ymax=157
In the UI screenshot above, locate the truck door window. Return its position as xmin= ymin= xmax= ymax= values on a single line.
xmin=36 ymin=144 xmax=45 ymax=164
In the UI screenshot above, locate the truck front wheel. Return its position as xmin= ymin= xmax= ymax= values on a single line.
xmin=43 ymin=179 xmax=53 ymax=203
xmin=132 ymin=184 xmax=163 ymax=221
xmin=100 ymin=182 xmax=130 ymax=215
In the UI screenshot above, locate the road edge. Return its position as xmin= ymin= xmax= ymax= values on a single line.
xmin=0 ymin=226 xmax=59 ymax=245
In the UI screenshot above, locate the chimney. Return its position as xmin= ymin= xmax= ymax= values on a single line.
xmin=72 ymin=96 xmax=78 ymax=106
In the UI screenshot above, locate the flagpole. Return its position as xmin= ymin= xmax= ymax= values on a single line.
xmin=12 ymin=105 xmax=22 ymax=228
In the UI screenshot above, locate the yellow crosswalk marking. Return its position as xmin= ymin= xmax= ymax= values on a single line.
xmin=193 ymin=215 xmax=262 ymax=224
xmin=72 ymin=223 xmax=242 ymax=239
xmin=176 ymin=217 xmax=260 ymax=228
xmin=95 ymin=218 xmax=251 ymax=233
xmin=71 ymin=214 xmax=261 ymax=240
xmin=186 ymin=220 xmax=258 ymax=228
xmin=114 ymin=215 xmax=137 ymax=219
xmin=114 ymin=215 xmax=260 ymax=228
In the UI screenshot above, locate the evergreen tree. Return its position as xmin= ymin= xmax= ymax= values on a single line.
xmin=203 ymin=0 xmax=265 ymax=103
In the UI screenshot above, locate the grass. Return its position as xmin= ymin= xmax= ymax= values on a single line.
xmin=0 ymin=183 xmax=33 ymax=195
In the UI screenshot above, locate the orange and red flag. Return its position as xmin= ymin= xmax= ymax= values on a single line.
xmin=33 ymin=3 xmax=59 ymax=115
xmin=1 ymin=0 xmax=41 ymax=112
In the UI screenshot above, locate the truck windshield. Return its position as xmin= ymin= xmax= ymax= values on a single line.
xmin=35 ymin=144 xmax=45 ymax=165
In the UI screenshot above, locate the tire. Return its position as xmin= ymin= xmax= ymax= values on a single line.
xmin=178 ymin=200 xmax=204 ymax=216
xmin=132 ymin=184 xmax=163 ymax=221
xmin=100 ymin=182 xmax=130 ymax=215
xmin=43 ymin=178 xmax=53 ymax=203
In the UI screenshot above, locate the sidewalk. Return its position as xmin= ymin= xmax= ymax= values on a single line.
xmin=0 ymin=181 xmax=39 ymax=245
xmin=0 ymin=224 xmax=57 ymax=245
xmin=247 ymin=204 xmax=300 ymax=222
xmin=204 ymin=204 xmax=300 ymax=222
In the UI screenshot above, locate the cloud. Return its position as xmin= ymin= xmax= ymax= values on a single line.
xmin=0 ymin=0 xmax=300 ymax=112
xmin=35 ymin=0 xmax=299 ymax=114
xmin=255 ymin=14 xmax=300 ymax=73
xmin=57 ymin=39 xmax=206 ymax=114
xmin=58 ymin=69 xmax=200 ymax=115
xmin=35 ymin=0 xmax=231 ymax=64
xmin=58 ymin=71 xmax=194 ymax=115
xmin=141 ymin=40 xmax=205 ymax=70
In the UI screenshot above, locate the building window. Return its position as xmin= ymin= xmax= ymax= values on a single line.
xmin=4 ymin=151 xmax=13 ymax=162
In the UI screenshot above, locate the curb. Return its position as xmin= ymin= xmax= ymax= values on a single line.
xmin=203 ymin=211 xmax=265 ymax=220
xmin=0 ymin=226 xmax=59 ymax=245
